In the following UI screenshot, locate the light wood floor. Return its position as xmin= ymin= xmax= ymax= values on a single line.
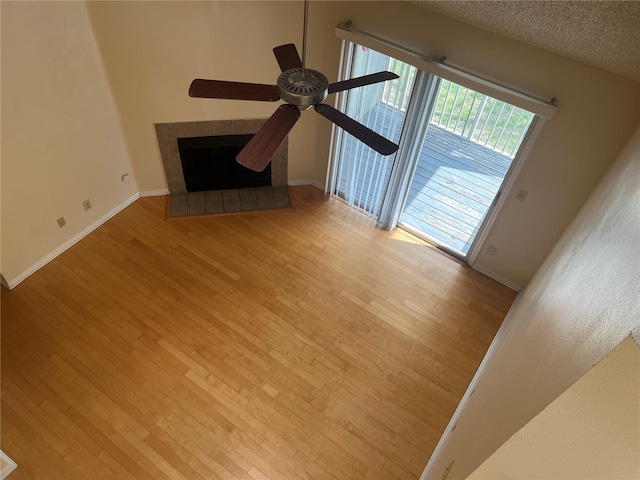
xmin=1 ymin=186 xmax=517 ymax=480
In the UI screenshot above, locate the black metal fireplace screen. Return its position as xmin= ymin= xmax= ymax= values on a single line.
xmin=177 ymin=134 xmax=271 ymax=192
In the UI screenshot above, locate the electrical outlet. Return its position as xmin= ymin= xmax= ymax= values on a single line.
xmin=121 ymin=173 xmax=130 ymax=182
xmin=487 ymin=245 xmax=497 ymax=256
xmin=515 ymin=188 xmax=529 ymax=202
xmin=57 ymin=217 xmax=67 ymax=228
xmin=82 ymin=199 xmax=92 ymax=211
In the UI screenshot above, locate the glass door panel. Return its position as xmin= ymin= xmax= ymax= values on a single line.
xmin=333 ymin=44 xmax=417 ymax=217
xmin=398 ymin=79 xmax=535 ymax=257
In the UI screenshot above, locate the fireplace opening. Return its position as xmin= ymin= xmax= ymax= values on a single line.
xmin=177 ymin=134 xmax=271 ymax=192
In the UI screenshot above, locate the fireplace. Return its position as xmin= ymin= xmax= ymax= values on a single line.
xmin=177 ymin=134 xmax=271 ymax=191
xmin=155 ymin=118 xmax=287 ymax=195
xmin=155 ymin=119 xmax=290 ymax=217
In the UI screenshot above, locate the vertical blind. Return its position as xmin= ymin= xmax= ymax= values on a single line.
xmin=331 ymin=45 xmax=412 ymax=217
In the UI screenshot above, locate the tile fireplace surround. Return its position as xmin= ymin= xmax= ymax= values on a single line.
xmin=155 ymin=119 xmax=289 ymax=217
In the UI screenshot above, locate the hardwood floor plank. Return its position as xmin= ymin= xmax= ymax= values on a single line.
xmin=1 ymin=186 xmax=516 ymax=479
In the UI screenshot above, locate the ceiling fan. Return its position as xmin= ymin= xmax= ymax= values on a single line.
xmin=188 ymin=1 xmax=400 ymax=172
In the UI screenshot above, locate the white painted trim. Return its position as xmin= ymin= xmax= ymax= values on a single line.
xmin=2 ymin=181 xmax=328 ymax=290
xmin=3 ymin=193 xmax=140 ymax=289
xmin=420 ymin=291 xmax=523 ymax=480
xmin=466 ymin=117 xmax=547 ymax=265
xmin=471 ymin=263 xmax=523 ymax=292
xmin=139 ymin=188 xmax=169 ymax=197
xmin=287 ymin=179 xmax=324 ymax=189
xmin=1 ymin=450 xmax=18 ymax=479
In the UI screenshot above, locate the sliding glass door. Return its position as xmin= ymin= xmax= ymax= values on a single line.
xmin=328 ymin=40 xmax=538 ymax=261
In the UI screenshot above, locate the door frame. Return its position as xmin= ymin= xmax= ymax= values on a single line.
xmin=466 ymin=116 xmax=546 ymax=265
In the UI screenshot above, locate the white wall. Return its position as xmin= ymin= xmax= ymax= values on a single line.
xmin=1 ymin=1 xmax=138 ymax=286
xmin=467 ymin=336 xmax=640 ymax=480
xmin=422 ymin=123 xmax=640 ymax=479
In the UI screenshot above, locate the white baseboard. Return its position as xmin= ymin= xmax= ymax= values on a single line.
xmin=139 ymin=188 xmax=169 ymax=197
xmin=4 ymin=182 xmax=322 ymax=290
xmin=471 ymin=263 xmax=523 ymax=292
xmin=0 ymin=450 xmax=17 ymax=479
xmin=288 ymin=179 xmax=324 ymax=189
xmin=419 ymin=290 xmax=523 ymax=480
xmin=3 ymin=182 xmax=326 ymax=289
xmin=4 ymin=192 xmax=140 ymax=290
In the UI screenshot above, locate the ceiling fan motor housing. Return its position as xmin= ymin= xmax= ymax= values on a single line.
xmin=277 ymin=68 xmax=329 ymax=107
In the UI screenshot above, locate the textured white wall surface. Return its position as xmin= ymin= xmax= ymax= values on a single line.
xmin=422 ymin=124 xmax=640 ymax=479
xmin=468 ymin=336 xmax=640 ymax=479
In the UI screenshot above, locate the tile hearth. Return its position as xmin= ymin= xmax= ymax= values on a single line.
xmin=170 ymin=186 xmax=290 ymax=218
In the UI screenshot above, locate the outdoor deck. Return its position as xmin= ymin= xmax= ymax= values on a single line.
xmin=401 ymin=123 xmax=512 ymax=255
xmin=339 ymin=103 xmax=514 ymax=255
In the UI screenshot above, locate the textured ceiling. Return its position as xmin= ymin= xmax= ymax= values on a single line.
xmin=411 ymin=1 xmax=640 ymax=82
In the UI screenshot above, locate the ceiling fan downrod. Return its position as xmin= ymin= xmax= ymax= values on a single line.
xmin=301 ymin=0 xmax=309 ymax=80
xmin=276 ymin=0 xmax=329 ymax=108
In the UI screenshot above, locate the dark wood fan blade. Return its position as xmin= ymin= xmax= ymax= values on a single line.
xmin=237 ymin=104 xmax=301 ymax=172
xmin=328 ymin=71 xmax=399 ymax=94
xmin=273 ymin=44 xmax=302 ymax=72
xmin=315 ymin=104 xmax=399 ymax=156
xmin=189 ymin=79 xmax=280 ymax=101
